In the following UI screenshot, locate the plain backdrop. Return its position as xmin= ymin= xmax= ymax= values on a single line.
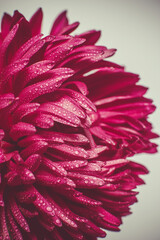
xmin=0 ymin=0 xmax=159 ymax=239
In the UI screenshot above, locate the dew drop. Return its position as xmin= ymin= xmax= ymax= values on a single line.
xmin=46 ymin=206 xmax=52 ymax=212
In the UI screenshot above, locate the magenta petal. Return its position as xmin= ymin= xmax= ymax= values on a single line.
xmin=50 ymin=11 xmax=68 ymax=36
xmin=7 ymin=208 xmax=23 ymax=240
xmin=8 ymin=195 xmax=30 ymax=232
xmin=42 ymin=157 xmax=67 ymax=176
xmin=16 ymin=60 xmax=55 ymax=90
xmin=1 ymin=12 xmax=12 ymax=39
xmin=64 ymin=80 xmax=88 ymax=95
xmin=49 ymin=144 xmax=89 ymax=159
xmin=18 ymin=68 xmax=74 ymax=104
xmin=59 ymin=21 xmax=80 ymax=35
xmin=0 ymin=129 xmax=4 ymax=140
xmin=39 ymin=103 xmax=81 ymax=127
xmin=0 ymin=8 xmax=157 ymax=240
xmin=90 ymin=126 xmax=116 ymax=145
xmin=50 ymin=10 xmax=79 ymax=36
xmin=76 ymin=30 xmax=101 ymax=45
xmin=60 ymin=46 xmax=116 ymax=69
xmin=39 ymin=130 xmax=89 ymax=145
xmin=53 ymin=95 xmax=86 ymax=119
xmin=12 ymin=103 xmax=40 ymax=122
xmin=10 ymin=122 xmax=36 ymax=141
xmin=18 ymin=135 xmax=45 ymax=148
xmin=0 ymin=58 xmax=29 ymax=87
xmin=44 ymin=36 xmax=85 ymax=62
xmin=16 ymin=186 xmax=37 ymax=203
xmin=60 ymin=89 xmax=96 ymax=112
xmin=0 ymin=22 xmax=19 ymax=69
xmin=67 ymin=172 xmax=105 ymax=189
xmin=21 ymin=36 xmax=53 ymax=60
xmin=35 ymin=171 xmax=76 ymax=188
xmin=0 ymin=207 xmax=10 ymax=239
xmin=20 ymin=140 xmax=48 ymax=159
xmin=25 ymin=154 xmax=41 ymax=172
xmin=33 ymin=190 xmax=55 ymax=218
xmin=0 ymin=93 xmax=15 ymax=109
xmin=13 ymin=34 xmax=42 ymax=61
xmin=29 ymin=8 xmax=43 ymax=36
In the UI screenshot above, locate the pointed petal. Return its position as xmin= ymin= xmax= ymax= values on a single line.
xmin=12 ymin=103 xmax=40 ymax=122
xmin=50 ymin=11 xmax=68 ymax=35
xmin=9 ymin=195 xmax=30 ymax=232
xmin=20 ymin=140 xmax=48 ymax=159
xmin=39 ymin=103 xmax=81 ymax=127
xmin=25 ymin=154 xmax=41 ymax=172
xmin=64 ymin=80 xmax=88 ymax=95
xmin=0 ymin=129 xmax=4 ymax=140
xmin=26 ymin=112 xmax=55 ymax=129
xmin=13 ymin=34 xmax=42 ymax=60
xmin=42 ymin=157 xmax=67 ymax=176
xmin=10 ymin=122 xmax=36 ymax=141
xmin=90 ymin=126 xmax=116 ymax=145
xmin=19 ymin=68 xmax=74 ymax=104
xmin=29 ymin=8 xmax=43 ymax=36
xmin=35 ymin=171 xmax=76 ymax=188
xmin=0 ymin=59 xmax=29 ymax=87
xmin=44 ymin=36 xmax=85 ymax=61
xmin=59 ymin=160 xmax=88 ymax=170
xmin=16 ymin=60 xmax=55 ymax=90
xmin=39 ymin=130 xmax=89 ymax=145
xmin=0 ymin=22 xmax=19 ymax=69
xmin=16 ymin=187 xmax=37 ymax=203
xmin=59 ymin=88 xmax=96 ymax=112
xmin=53 ymin=94 xmax=86 ymax=119
xmin=0 ymin=93 xmax=15 ymax=109
xmin=67 ymin=172 xmax=105 ymax=189
xmin=60 ymin=46 xmax=116 ymax=69
xmin=76 ymin=30 xmax=101 ymax=45
xmin=6 ymin=209 xmax=23 ymax=240
xmin=59 ymin=21 xmax=79 ymax=35
xmin=1 ymin=12 xmax=12 ymax=38
xmin=21 ymin=36 xmax=53 ymax=60
xmin=48 ymin=144 xmax=89 ymax=160
xmin=0 ymin=207 xmax=10 ymax=240
xmin=33 ymin=188 xmax=56 ymax=218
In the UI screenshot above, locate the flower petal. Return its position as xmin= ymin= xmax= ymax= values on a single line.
xmin=8 ymin=195 xmax=30 ymax=232
xmin=6 ymin=209 xmax=23 ymax=240
xmin=10 ymin=122 xmax=36 ymax=141
xmin=0 ymin=93 xmax=15 ymax=109
xmin=12 ymin=103 xmax=40 ymax=122
xmin=29 ymin=8 xmax=43 ymax=36
xmin=20 ymin=140 xmax=48 ymax=159
xmin=59 ymin=89 xmax=96 ymax=112
xmin=48 ymin=144 xmax=89 ymax=160
xmin=76 ymin=30 xmax=101 ymax=45
xmin=39 ymin=103 xmax=81 ymax=127
xmin=13 ymin=34 xmax=42 ymax=60
xmin=15 ymin=60 xmax=55 ymax=91
xmin=50 ymin=11 xmax=68 ymax=36
xmin=18 ymin=68 xmax=74 ymax=104
xmin=0 ymin=207 xmax=10 ymax=239
xmin=1 ymin=12 xmax=12 ymax=39
xmin=0 ymin=22 xmax=19 ymax=69
xmin=0 ymin=59 xmax=29 ymax=88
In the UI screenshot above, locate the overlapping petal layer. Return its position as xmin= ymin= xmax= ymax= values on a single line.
xmin=0 ymin=9 xmax=157 ymax=240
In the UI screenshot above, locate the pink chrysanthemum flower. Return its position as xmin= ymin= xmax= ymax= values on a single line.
xmin=0 ymin=9 xmax=158 ymax=240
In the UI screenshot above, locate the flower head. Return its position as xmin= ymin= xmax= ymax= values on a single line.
xmin=0 ymin=9 xmax=157 ymax=239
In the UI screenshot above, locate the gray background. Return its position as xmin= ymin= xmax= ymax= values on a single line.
xmin=0 ymin=0 xmax=159 ymax=239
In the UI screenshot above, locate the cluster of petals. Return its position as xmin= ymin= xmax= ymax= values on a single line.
xmin=0 ymin=8 xmax=157 ymax=240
